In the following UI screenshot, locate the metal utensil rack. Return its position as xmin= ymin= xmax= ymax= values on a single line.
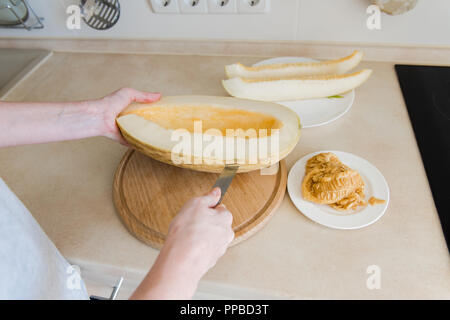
xmin=0 ymin=0 xmax=43 ymax=30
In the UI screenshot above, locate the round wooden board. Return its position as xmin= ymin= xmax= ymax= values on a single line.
xmin=113 ymin=149 xmax=287 ymax=249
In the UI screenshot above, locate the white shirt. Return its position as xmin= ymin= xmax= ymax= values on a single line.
xmin=0 ymin=178 xmax=89 ymax=299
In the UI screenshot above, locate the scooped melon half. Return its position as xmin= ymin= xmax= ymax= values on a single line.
xmin=116 ymin=96 xmax=301 ymax=173
xmin=222 ymin=69 xmax=372 ymax=102
xmin=225 ymin=50 xmax=364 ymax=79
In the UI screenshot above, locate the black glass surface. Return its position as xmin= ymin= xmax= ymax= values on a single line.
xmin=395 ymin=65 xmax=450 ymax=251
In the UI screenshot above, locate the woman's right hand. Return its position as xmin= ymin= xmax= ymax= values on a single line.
xmin=130 ymin=187 xmax=234 ymax=300
xmin=166 ymin=187 xmax=235 ymax=275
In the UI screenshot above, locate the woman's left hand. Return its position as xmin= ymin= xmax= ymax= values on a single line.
xmin=0 ymin=88 xmax=160 ymax=148
xmin=92 ymin=88 xmax=161 ymax=145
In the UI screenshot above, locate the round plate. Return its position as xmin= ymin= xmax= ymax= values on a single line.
xmin=287 ymin=151 xmax=389 ymax=229
xmin=252 ymin=57 xmax=355 ymax=128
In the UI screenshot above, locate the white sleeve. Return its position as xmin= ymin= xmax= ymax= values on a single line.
xmin=0 ymin=178 xmax=89 ymax=300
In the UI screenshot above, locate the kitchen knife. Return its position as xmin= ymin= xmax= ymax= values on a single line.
xmin=212 ymin=165 xmax=239 ymax=207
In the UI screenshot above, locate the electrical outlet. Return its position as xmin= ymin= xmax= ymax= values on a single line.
xmin=149 ymin=0 xmax=180 ymax=13
xmin=237 ymin=0 xmax=270 ymax=13
xmin=179 ymin=0 xmax=208 ymax=14
xmin=207 ymin=0 xmax=237 ymax=14
xmin=150 ymin=0 xmax=270 ymax=14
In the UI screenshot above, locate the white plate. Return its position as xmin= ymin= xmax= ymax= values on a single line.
xmin=287 ymin=151 xmax=389 ymax=229
xmin=252 ymin=57 xmax=355 ymax=128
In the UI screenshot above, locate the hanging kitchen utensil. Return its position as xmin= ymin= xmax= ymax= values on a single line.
xmin=0 ymin=0 xmax=43 ymax=30
xmin=0 ymin=0 xmax=28 ymax=25
xmin=80 ymin=0 xmax=120 ymax=30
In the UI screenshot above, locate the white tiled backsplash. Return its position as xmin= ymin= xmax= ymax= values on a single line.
xmin=0 ymin=0 xmax=449 ymax=46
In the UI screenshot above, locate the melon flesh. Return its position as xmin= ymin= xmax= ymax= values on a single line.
xmin=225 ymin=51 xmax=363 ymax=79
xmin=222 ymin=69 xmax=372 ymax=102
xmin=125 ymin=105 xmax=282 ymax=137
xmin=116 ymin=96 xmax=301 ymax=173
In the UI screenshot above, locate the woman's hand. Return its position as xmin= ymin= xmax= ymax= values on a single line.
xmin=90 ymin=88 xmax=161 ymax=145
xmin=167 ymin=187 xmax=235 ymax=275
xmin=0 ymin=88 xmax=160 ymax=147
xmin=130 ymin=188 xmax=234 ymax=300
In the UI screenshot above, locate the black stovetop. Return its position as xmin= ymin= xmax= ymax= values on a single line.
xmin=395 ymin=65 xmax=450 ymax=251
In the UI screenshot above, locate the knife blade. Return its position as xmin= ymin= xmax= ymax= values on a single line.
xmin=212 ymin=164 xmax=239 ymax=207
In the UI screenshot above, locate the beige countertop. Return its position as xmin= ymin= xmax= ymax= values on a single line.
xmin=0 ymin=48 xmax=51 ymax=97
xmin=0 ymin=52 xmax=449 ymax=299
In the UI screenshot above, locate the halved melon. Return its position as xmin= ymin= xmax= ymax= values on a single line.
xmin=225 ymin=51 xmax=364 ymax=79
xmin=222 ymin=69 xmax=372 ymax=101
xmin=116 ymin=96 xmax=301 ymax=173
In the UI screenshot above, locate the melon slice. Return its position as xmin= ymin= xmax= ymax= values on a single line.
xmin=222 ymin=69 xmax=372 ymax=101
xmin=225 ymin=51 xmax=364 ymax=79
xmin=116 ymin=96 xmax=301 ymax=173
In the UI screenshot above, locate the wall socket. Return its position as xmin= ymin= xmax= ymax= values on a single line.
xmin=149 ymin=0 xmax=270 ymax=14
xmin=149 ymin=0 xmax=179 ymax=13
xmin=237 ymin=0 xmax=270 ymax=14
xmin=207 ymin=0 xmax=237 ymax=14
xmin=179 ymin=0 xmax=208 ymax=14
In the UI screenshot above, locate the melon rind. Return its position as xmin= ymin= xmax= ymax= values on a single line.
xmin=225 ymin=51 xmax=364 ymax=79
xmin=222 ymin=69 xmax=372 ymax=102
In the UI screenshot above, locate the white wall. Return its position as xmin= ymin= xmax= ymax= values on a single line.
xmin=0 ymin=0 xmax=449 ymax=47
xmin=297 ymin=0 xmax=450 ymax=46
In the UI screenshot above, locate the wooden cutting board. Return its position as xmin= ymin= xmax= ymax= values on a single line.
xmin=113 ymin=149 xmax=287 ymax=249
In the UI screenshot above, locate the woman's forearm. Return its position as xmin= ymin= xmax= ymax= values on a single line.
xmin=0 ymin=89 xmax=161 ymax=148
xmin=0 ymin=100 xmax=105 ymax=147
xmin=130 ymin=235 xmax=203 ymax=300
xmin=130 ymin=188 xmax=234 ymax=300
